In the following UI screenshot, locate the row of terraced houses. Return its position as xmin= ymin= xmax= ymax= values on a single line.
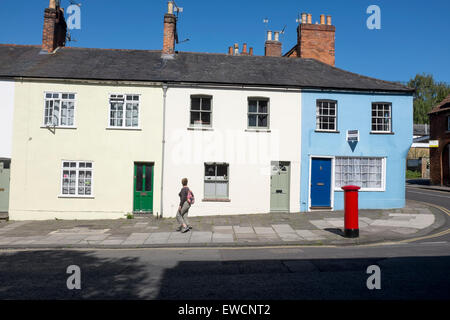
xmin=0 ymin=1 xmax=413 ymax=220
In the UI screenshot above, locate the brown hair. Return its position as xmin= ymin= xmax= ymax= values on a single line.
xmin=181 ymin=178 xmax=188 ymax=186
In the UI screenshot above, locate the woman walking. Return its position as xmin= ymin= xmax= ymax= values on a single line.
xmin=176 ymin=178 xmax=193 ymax=233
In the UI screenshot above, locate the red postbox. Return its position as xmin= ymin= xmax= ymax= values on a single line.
xmin=341 ymin=185 xmax=361 ymax=238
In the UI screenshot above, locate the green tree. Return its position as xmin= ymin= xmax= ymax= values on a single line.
xmin=407 ymin=74 xmax=450 ymax=124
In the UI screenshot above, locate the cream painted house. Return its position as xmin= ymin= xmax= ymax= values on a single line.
xmin=9 ymin=79 xmax=163 ymax=220
xmin=163 ymin=86 xmax=302 ymax=217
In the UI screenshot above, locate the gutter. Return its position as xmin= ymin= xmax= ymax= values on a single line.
xmin=160 ymin=84 xmax=168 ymax=219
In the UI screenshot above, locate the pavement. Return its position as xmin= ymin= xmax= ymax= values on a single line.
xmin=0 ymin=200 xmax=447 ymax=249
xmin=406 ymin=179 xmax=450 ymax=193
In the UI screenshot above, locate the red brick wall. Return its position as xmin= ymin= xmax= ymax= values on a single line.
xmin=429 ymin=111 xmax=450 ymax=185
xmin=297 ymin=24 xmax=335 ymax=66
xmin=163 ymin=14 xmax=176 ymax=55
xmin=42 ymin=8 xmax=66 ymax=53
xmin=264 ymin=40 xmax=282 ymax=57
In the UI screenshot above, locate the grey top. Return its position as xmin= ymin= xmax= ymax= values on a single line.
xmin=0 ymin=45 xmax=413 ymax=93
xmin=179 ymin=187 xmax=189 ymax=207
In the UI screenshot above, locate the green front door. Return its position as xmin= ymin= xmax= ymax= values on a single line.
xmin=133 ymin=163 xmax=154 ymax=213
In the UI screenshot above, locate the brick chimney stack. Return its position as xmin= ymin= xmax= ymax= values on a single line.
xmin=292 ymin=13 xmax=335 ymax=66
xmin=264 ymin=30 xmax=282 ymax=57
xmin=162 ymin=1 xmax=177 ymax=55
xmin=42 ymin=0 xmax=67 ymax=53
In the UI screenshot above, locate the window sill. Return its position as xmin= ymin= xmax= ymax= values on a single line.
xmin=315 ymin=130 xmax=340 ymax=133
xmin=58 ymin=195 xmax=95 ymax=199
xmin=370 ymin=131 xmax=394 ymax=135
xmin=202 ymin=198 xmax=231 ymax=202
xmin=41 ymin=126 xmax=77 ymax=130
xmin=187 ymin=127 xmax=214 ymax=131
xmin=245 ymin=129 xmax=271 ymax=133
xmin=106 ymin=127 xmax=142 ymax=131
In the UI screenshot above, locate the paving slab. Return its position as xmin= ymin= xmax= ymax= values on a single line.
xmin=167 ymin=231 xmax=192 ymax=244
xmin=189 ymin=231 xmax=212 ymax=244
xmin=212 ymin=233 xmax=234 ymax=243
xmin=233 ymin=226 xmax=255 ymax=234
xmin=271 ymin=224 xmax=296 ymax=233
xmin=254 ymin=227 xmax=276 ymax=235
xmin=213 ymin=226 xmax=233 ymax=234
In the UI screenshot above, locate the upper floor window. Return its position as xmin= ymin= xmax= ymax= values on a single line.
xmin=248 ymin=98 xmax=269 ymax=129
xmin=447 ymin=116 xmax=450 ymax=131
xmin=372 ymin=103 xmax=392 ymax=133
xmin=44 ymin=93 xmax=75 ymax=127
xmin=190 ymin=95 xmax=212 ymax=127
xmin=109 ymin=94 xmax=140 ymax=128
xmin=316 ymin=100 xmax=337 ymax=131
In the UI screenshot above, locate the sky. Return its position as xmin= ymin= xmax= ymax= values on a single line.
xmin=0 ymin=0 xmax=449 ymax=83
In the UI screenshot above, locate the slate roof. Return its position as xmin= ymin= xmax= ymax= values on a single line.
xmin=0 ymin=44 xmax=413 ymax=93
xmin=429 ymin=94 xmax=450 ymax=114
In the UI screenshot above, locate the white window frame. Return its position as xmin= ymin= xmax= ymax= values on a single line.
xmin=334 ymin=157 xmax=386 ymax=192
xmin=316 ymin=100 xmax=338 ymax=132
xmin=107 ymin=94 xmax=141 ymax=129
xmin=204 ymin=162 xmax=229 ymax=200
xmin=189 ymin=95 xmax=213 ymax=128
xmin=43 ymin=92 xmax=76 ymax=128
xmin=371 ymin=102 xmax=392 ymax=133
xmin=59 ymin=161 xmax=94 ymax=198
xmin=247 ymin=97 xmax=270 ymax=129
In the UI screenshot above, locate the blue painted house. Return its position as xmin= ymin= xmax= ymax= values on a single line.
xmin=300 ymin=91 xmax=413 ymax=211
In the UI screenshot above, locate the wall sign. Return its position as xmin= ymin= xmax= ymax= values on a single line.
xmin=347 ymin=130 xmax=359 ymax=142
xmin=429 ymin=140 xmax=439 ymax=148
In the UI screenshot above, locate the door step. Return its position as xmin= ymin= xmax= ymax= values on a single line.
xmin=0 ymin=212 xmax=9 ymax=222
xmin=310 ymin=207 xmax=333 ymax=211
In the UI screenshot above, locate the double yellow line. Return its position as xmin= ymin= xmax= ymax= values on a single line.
xmin=396 ymin=201 xmax=450 ymax=244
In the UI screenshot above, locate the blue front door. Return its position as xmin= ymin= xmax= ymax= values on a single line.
xmin=311 ymin=158 xmax=332 ymax=208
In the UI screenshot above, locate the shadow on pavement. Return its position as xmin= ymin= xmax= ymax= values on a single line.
xmin=0 ymin=250 xmax=150 ymax=300
xmin=1 ymin=250 xmax=449 ymax=300
xmin=324 ymin=228 xmax=345 ymax=237
xmin=406 ymin=179 xmax=431 ymax=186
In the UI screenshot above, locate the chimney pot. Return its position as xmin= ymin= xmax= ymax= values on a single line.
xmin=234 ymin=43 xmax=239 ymax=55
xmin=228 ymin=46 xmax=233 ymax=55
xmin=274 ymin=31 xmax=280 ymax=42
xmin=242 ymin=43 xmax=247 ymax=53
xmin=307 ymin=14 xmax=312 ymax=24
xmin=168 ymin=1 xmax=174 ymax=14
xmin=327 ymin=15 xmax=332 ymax=25
xmin=49 ymin=0 xmax=56 ymax=9
xmin=249 ymin=47 xmax=253 ymax=56
xmin=267 ymin=30 xmax=272 ymax=41
xmin=301 ymin=13 xmax=307 ymax=24
xmin=320 ymin=14 xmax=325 ymax=25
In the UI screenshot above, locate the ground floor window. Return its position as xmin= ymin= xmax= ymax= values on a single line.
xmin=61 ymin=161 xmax=93 ymax=196
xmin=204 ymin=163 xmax=229 ymax=199
xmin=335 ymin=157 xmax=384 ymax=191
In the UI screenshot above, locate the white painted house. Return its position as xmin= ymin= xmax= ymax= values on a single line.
xmin=0 ymin=78 xmax=14 ymax=213
xmin=162 ymin=85 xmax=302 ymax=217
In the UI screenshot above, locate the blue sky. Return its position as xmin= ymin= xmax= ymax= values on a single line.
xmin=1 ymin=0 xmax=449 ymax=83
